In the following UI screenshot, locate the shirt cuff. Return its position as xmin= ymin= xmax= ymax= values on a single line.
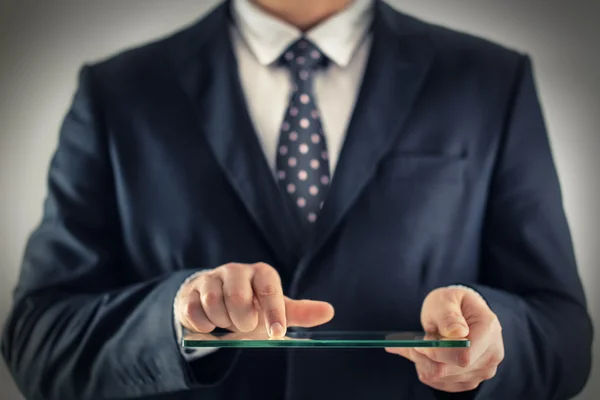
xmin=173 ymin=270 xmax=219 ymax=361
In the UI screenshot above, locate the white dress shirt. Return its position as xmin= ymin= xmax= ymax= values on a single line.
xmin=175 ymin=0 xmax=375 ymax=361
xmin=232 ymin=0 xmax=374 ymax=176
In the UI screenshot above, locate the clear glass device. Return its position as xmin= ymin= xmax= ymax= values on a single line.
xmin=182 ymin=330 xmax=470 ymax=348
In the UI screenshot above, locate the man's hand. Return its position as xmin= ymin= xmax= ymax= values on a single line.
xmin=387 ymin=287 xmax=504 ymax=393
xmin=175 ymin=262 xmax=334 ymax=337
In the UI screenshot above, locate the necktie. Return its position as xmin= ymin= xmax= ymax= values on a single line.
xmin=276 ymin=38 xmax=331 ymax=231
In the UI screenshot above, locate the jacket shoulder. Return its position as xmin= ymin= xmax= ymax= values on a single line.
xmin=384 ymin=4 xmax=526 ymax=67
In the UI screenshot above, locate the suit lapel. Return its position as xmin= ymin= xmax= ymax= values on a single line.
xmin=171 ymin=1 xmax=436 ymax=272
xmin=173 ymin=3 xmax=303 ymax=268
xmin=303 ymin=2 xmax=436 ymax=262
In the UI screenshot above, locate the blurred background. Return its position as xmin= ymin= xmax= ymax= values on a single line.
xmin=0 ymin=0 xmax=598 ymax=399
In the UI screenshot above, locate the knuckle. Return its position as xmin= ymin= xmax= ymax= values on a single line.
xmin=222 ymin=262 xmax=244 ymax=273
xmin=192 ymin=271 xmax=209 ymax=281
xmin=490 ymin=350 xmax=504 ymax=365
xmin=458 ymin=349 xmax=472 ymax=367
xmin=425 ymin=288 xmax=445 ymax=303
xmin=181 ymin=301 xmax=196 ymax=320
xmin=226 ymin=290 xmax=252 ymax=306
xmin=417 ymin=372 xmax=430 ymax=385
xmin=253 ymin=262 xmax=276 ymax=275
xmin=201 ymin=290 xmax=223 ymax=307
xmin=484 ymin=341 xmax=505 ymax=366
xmin=488 ymin=349 xmax=505 ymax=366
xmin=202 ymin=270 xmax=218 ymax=281
xmin=432 ymin=363 xmax=447 ymax=380
xmin=255 ymin=283 xmax=281 ymax=298
xmin=442 ymin=286 xmax=464 ymax=300
xmin=441 ymin=313 xmax=463 ymax=325
xmin=178 ymin=282 xmax=192 ymax=295
xmin=421 ymin=363 xmax=444 ymax=380
xmin=480 ymin=366 xmax=498 ymax=381
xmin=423 ymin=350 xmax=439 ymax=362
xmin=178 ymin=282 xmax=196 ymax=297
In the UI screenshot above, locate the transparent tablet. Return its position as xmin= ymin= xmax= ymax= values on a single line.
xmin=182 ymin=331 xmax=470 ymax=348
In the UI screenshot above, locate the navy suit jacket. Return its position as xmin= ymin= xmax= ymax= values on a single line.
xmin=2 ymin=1 xmax=593 ymax=399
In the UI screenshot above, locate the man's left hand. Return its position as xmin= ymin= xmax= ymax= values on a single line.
xmin=386 ymin=287 xmax=505 ymax=393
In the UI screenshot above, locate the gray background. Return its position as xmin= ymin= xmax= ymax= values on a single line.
xmin=0 ymin=0 xmax=598 ymax=399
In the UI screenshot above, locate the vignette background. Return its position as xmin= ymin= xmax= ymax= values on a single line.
xmin=0 ymin=0 xmax=598 ymax=398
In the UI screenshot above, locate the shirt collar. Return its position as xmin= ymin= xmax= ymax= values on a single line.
xmin=232 ymin=0 xmax=374 ymax=67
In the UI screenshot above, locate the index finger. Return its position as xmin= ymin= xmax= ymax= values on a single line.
xmin=251 ymin=263 xmax=286 ymax=337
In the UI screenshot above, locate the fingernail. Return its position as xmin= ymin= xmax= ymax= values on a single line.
xmin=269 ymin=322 xmax=285 ymax=338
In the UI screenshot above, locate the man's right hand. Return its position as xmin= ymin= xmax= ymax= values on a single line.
xmin=175 ymin=262 xmax=334 ymax=338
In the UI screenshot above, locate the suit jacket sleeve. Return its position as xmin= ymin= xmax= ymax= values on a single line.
xmin=1 ymin=66 xmax=238 ymax=400
xmin=468 ymin=56 xmax=593 ymax=399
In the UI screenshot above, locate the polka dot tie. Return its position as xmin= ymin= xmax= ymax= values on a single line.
xmin=276 ymin=38 xmax=331 ymax=231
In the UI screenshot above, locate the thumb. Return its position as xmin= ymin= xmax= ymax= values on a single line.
xmin=285 ymin=298 xmax=335 ymax=328
xmin=421 ymin=288 xmax=469 ymax=338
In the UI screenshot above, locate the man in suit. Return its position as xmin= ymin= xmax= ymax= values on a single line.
xmin=1 ymin=0 xmax=593 ymax=399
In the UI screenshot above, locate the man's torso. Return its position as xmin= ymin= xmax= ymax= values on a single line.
xmin=85 ymin=1 xmax=523 ymax=398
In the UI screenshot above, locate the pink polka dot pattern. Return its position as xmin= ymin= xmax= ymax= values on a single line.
xmin=276 ymin=38 xmax=330 ymax=230
xmin=298 ymin=170 xmax=308 ymax=181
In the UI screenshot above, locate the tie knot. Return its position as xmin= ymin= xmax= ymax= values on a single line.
xmin=279 ymin=38 xmax=328 ymax=72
